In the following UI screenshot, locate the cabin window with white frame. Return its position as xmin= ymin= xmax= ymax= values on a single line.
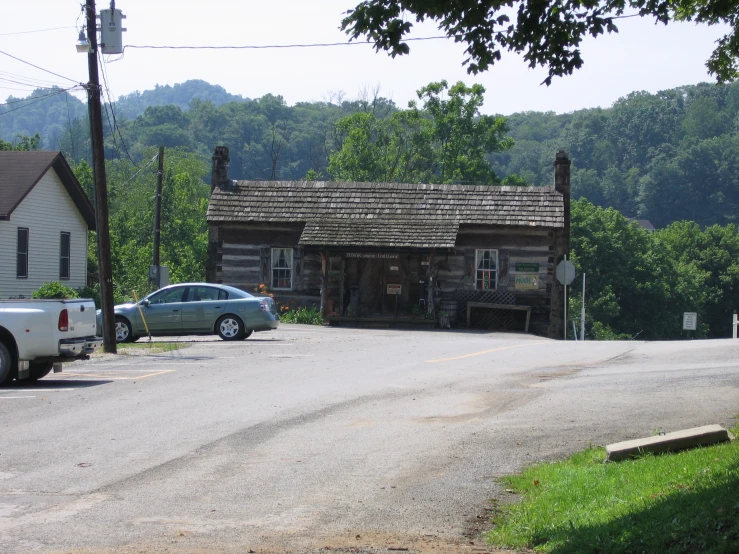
xmin=475 ymin=249 xmax=498 ymax=290
xmin=60 ymin=232 xmax=71 ymax=280
xmin=17 ymin=228 xmax=29 ymax=279
xmin=271 ymin=248 xmax=293 ymax=290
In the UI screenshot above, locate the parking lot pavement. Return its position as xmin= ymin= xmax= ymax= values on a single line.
xmin=1 ymin=326 xmax=737 ymax=553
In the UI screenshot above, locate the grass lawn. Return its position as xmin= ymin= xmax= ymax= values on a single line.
xmin=487 ymin=426 xmax=739 ymax=553
xmin=115 ymin=342 xmax=189 ymax=354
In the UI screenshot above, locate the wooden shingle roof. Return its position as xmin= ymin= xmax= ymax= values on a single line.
xmin=207 ymin=180 xmax=564 ymax=247
xmin=300 ymin=219 xmax=459 ymax=248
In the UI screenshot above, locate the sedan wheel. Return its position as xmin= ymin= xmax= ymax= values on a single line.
xmin=217 ymin=315 xmax=245 ymax=341
xmin=115 ymin=317 xmax=134 ymax=343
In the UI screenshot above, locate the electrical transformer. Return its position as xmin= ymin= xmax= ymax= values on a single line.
xmin=99 ymin=9 xmax=126 ymax=54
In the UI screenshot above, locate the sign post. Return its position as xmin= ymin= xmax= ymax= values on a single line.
xmin=683 ymin=312 xmax=697 ymax=340
xmin=387 ymin=284 xmax=402 ymax=319
xmin=556 ymin=256 xmax=577 ymax=340
xmin=733 ymin=313 xmax=737 ymax=339
xmin=580 ymin=273 xmax=586 ymax=341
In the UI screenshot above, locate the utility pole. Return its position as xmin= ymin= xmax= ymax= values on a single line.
xmin=85 ymin=0 xmax=116 ymax=353
xmin=150 ymin=146 xmax=164 ymax=289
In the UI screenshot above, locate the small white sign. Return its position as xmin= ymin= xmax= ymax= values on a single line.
xmin=683 ymin=312 xmax=697 ymax=331
xmin=387 ymin=284 xmax=402 ymax=295
xmin=389 ymin=266 xmax=399 ymax=271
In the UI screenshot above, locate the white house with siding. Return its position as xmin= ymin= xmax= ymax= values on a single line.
xmin=0 ymin=151 xmax=95 ymax=298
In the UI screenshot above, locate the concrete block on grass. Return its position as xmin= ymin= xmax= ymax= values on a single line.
xmin=606 ymin=424 xmax=735 ymax=462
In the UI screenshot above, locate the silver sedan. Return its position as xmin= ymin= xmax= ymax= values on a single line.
xmin=97 ymin=283 xmax=279 ymax=343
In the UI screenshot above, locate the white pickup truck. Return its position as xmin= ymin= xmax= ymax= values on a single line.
xmin=0 ymin=298 xmax=103 ymax=386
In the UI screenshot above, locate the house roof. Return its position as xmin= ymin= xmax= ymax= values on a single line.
xmin=0 ymin=151 xmax=96 ymax=230
xmin=208 ymin=181 xmax=564 ymax=248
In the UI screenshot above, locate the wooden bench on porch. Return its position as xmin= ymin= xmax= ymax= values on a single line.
xmin=466 ymin=301 xmax=531 ymax=333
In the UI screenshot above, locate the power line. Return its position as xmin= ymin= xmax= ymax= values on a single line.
xmin=0 ymin=49 xmax=82 ymax=85
xmin=0 ymin=26 xmax=75 ymax=37
xmin=118 ymin=152 xmax=158 ymax=189
xmin=99 ymin=54 xmax=137 ymax=166
xmin=0 ymin=76 xmax=67 ymax=89
xmin=0 ymin=85 xmax=51 ymax=92
xmin=0 ymin=69 xmax=70 ymax=87
xmin=0 ymin=86 xmax=83 ymax=116
xmin=95 ymin=55 xmax=121 ymax=159
xmin=65 ymin=91 xmax=78 ymax=161
xmin=122 ymin=35 xmax=450 ymax=51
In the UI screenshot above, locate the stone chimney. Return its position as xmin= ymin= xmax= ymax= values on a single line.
xmin=207 ymin=146 xmax=231 ymax=284
xmin=548 ymin=150 xmax=571 ymax=340
xmin=211 ymin=145 xmax=231 ymax=190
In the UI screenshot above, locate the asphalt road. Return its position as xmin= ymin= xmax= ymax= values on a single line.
xmin=1 ymin=326 xmax=737 ymax=553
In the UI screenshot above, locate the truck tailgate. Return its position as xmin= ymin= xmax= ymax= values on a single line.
xmin=62 ymin=299 xmax=98 ymax=336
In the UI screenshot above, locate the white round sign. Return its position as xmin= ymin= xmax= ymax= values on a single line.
xmin=556 ymin=260 xmax=576 ymax=285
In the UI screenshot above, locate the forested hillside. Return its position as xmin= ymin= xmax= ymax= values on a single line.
xmin=0 ymin=80 xmax=244 ymax=150
xmin=490 ymin=82 xmax=739 ymax=228
xmin=3 ymin=79 xmax=738 ymax=339
xmin=4 ymin=78 xmax=738 ymax=227
xmin=113 ymin=80 xmax=247 ymax=119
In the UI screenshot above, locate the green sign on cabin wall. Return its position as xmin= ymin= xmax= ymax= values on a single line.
xmin=515 ymin=262 xmax=540 ymax=272
xmin=515 ymin=275 xmax=539 ymax=290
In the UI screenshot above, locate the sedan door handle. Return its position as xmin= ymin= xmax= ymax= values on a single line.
xmin=172 ymin=309 xmax=179 ymax=312
xmin=214 ymin=306 xmax=221 ymax=309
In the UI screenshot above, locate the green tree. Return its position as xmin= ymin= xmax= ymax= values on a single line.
xmin=341 ymin=0 xmax=739 ymax=85
xmin=418 ymin=80 xmax=513 ymax=183
xmin=103 ymin=149 xmax=210 ymax=298
xmin=72 ymin=159 xmax=95 ymax=201
xmin=329 ymin=80 xmax=513 ymax=184
xmin=656 ymin=222 xmax=739 ymax=337
xmin=571 ymin=199 xmax=709 ymax=340
xmin=0 ymin=132 xmax=41 ymax=151
xmin=328 ymin=109 xmax=433 ymax=182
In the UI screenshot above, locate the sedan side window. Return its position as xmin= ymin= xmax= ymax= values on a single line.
xmin=149 ymin=288 xmax=184 ymax=304
xmin=187 ymin=286 xmax=222 ymax=302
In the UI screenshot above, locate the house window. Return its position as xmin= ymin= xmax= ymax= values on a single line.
xmin=17 ymin=228 xmax=29 ymax=279
xmin=271 ymin=248 xmax=293 ymax=289
xmin=475 ymin=249 xmax=498 ymax=290
xmin=60 ymin=232 xmax=71 ymax=280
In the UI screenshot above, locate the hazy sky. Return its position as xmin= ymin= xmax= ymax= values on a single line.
xmin=0 ymin=0 xmax=731 ymax=115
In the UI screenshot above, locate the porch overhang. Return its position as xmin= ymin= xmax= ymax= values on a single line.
xmin=298 ymin=219 xmax=459 ymax=249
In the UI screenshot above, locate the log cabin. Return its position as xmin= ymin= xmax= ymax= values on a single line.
xmin=206 ymin=147 xmax=571 ymax=338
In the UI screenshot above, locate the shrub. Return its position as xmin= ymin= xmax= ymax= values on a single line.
xmin=76 ymin=284 xmax=128 ymax=309
xmin=279 ymin=306 xmax=323 ymax=325
xmin=32 ymin=282 xmax=78 ymax=299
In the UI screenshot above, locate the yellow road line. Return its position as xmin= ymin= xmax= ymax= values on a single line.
xmin=60 ymin=369 xmax=175 ymax=380
xmin=426 ymin=343 xmax=540 ymax=363
xmin=135 ymin=370 xmax=176 ymax=379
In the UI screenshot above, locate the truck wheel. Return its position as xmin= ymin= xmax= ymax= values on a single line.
xmin=0 ymin=343 xmax=15 ymax=386
xmin=216 ymin=315 xmax=245 ymax=341
xmin=28 ymin=361 xmax=53 ymax=381
xmin=115 ymin=317 xmax=134 ymax=343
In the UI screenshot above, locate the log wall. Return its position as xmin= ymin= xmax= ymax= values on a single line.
xmin=434 ymin=225 xmax=554 ymax=330
xmin=210 ymin=222 xmax=556 ymax=329
xmin=213 ymin=224 xmax=322 ymax=307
